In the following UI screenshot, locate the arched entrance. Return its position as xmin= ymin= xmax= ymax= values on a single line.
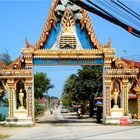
xmin=0 ymin=0 xmax=139 ymax=125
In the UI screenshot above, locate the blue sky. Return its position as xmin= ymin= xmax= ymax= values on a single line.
xmin=0 ymin=0 xmax=140 ymax=98
xmin=34 ymin=66 xmax=81 ymax=98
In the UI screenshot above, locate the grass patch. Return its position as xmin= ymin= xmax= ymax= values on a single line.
xmin=0 ymin=134 xmax=10 ymax=139
xmin=129 ymin=121 xmax=140 ymax=126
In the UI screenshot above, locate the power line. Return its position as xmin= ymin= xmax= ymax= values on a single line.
xmin=70 ymin=0 xmax=140 ymax=38
xmin=86 ymin=0 xmax=115 ymax=19
xmin=116 ymin=0 xmax=140 ymax=20
xmin=101 ymin=0 xmax=140 ymax=27
xmin=96 ymin=0 xmax=135 ymax=29
xmin=85 ymin=0 xmax=140 ymax=37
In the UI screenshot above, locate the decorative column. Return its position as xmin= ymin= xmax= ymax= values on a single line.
xmin=136 ymin=86 xmax=140 ymax=119
xmin=122 ymin=78 xmax=129 ymax=116
xmin=7 ymin=78 xmax=15 ymax=119
xmin=103 ymin=49 xmax=115 ymax=119
xmin=22 ymin=48 xmax=33 ymax=69
xmin=103 ymin=48 xmax=116 ymax=68
xmin=104 ymin=77 xmax=112 ymax=117
xmin=25 ymin=77 xmax=34 ymax=121
xmin=103 ymin=70 xmax=111 ymax=118
xmin=25 ymin=57 xmax=32 ymax=68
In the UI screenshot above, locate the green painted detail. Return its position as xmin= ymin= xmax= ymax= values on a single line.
xmin=61 ymin=0 xmax=69 ymax=6
xmin=56 ymin=0 xmax=82 ymax=20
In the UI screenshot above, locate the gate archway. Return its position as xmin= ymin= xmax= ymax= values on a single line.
xmin=0 ymin=0 xmax=139 ymax=125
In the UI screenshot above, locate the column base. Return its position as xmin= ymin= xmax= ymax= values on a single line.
xmin=103 ymin=116 xmax=132 ymax=124
xmin=111 ymin=108 xmax=123 ymax=117
xmin=137 ymin=114 xmax=140 ymax=119
xmin=4 ymin=110 xmax=35 ymax=126
xmin=6 ymin=116 xmax=34 ymax=126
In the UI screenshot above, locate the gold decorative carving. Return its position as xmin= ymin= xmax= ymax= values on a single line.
xmin=25 ymin=0 xmax=59 ymax=51
xmin=0 ymin=57 xmax=25 ymax=70
xmin=32 ymin=49 xmax=104 ymax=59
xmin=8 ymin=57 xmax=22 ymax=70
xmin=61 ymin=6 xmax=75 ymax=32
xmin=105 ymin=68 xmax=139 ymax=78
xmin=0 ymin=61 xmax=8 ymax=69
xmin=135 ymin=84 xmax=140 ymax=92
xmin=80 ymin=9 xmax=103 ymax=49
xmin=25 ymin=77 xmax=32 ymax=85
xmin=60 ymin=6 xmax=77 ymax=49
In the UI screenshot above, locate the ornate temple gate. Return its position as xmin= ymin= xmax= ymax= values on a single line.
xmin=0 ymin=0 xmax=140 ymax=125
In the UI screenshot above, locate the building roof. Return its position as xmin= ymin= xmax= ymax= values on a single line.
xmin=122 ymin=58 xmax=140 ymax=68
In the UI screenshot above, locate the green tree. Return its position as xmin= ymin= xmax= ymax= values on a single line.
xmin=0 ymin=82 xmax=6 ymax=105
xmin=61 ymin=74 xmax=77 ymax=106
xmin=0 ymin=50 xmax=11 ymax=65
xmin=35 ymin=98 xmax=46 ymax=116
xmin=0 ymin=50 xmax=11 ymax=103
xmin=34 ymin=72 xmax=53 ymax=99
xmin=62 ymin=66 xmax=102 ymax=117
xmin=3 ymin=98 xmax=9 ymax=107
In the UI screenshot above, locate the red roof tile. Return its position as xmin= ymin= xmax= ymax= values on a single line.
xmin=122 ymin=58 xmax=140 ymax=68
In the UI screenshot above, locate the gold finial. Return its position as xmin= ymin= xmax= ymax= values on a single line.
xmin=106 ymin=39 xmax=111 ymax=48
xmin=25 ymin=38 xmax=31 ymax=48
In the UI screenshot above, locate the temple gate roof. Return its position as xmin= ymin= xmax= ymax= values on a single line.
xmin=25 ymin=0 xmax=110 ymax=51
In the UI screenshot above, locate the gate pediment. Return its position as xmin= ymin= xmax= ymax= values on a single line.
xmin=23 ymin=0 xmax=111 ymax=51
xmin=22 ymin=0 xmax=116 ymax=66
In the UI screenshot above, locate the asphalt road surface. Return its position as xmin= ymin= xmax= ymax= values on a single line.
xmin=1 ymin=107 xmax=140 ymax=139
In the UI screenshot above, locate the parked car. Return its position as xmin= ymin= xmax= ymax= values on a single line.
xmin=60 ymin=106 xmax=68 ymax=113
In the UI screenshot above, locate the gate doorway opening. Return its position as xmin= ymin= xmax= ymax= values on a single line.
xmin=33 ymin=65 xmax=103 ymax=124
xmin=0 ymin=0 xmax=139 ymax=126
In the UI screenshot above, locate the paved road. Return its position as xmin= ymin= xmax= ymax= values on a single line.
xmin=1 ymin=108 xmax=140 ymax=139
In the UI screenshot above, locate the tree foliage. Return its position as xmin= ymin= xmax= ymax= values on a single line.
xmin=0 ymin=50 xmax=11 ymax=103
xmin=75 ymin=66 xmax=102 ymax=100
xmin=61 ymin=74 xmax=77 ymax=106
xmin=35 ymin=98 xmax=46 ymax=116
xmin=0 ymin=82 xmax=6 ymax=104
xmin=34 ymin=72 xmax=53 ymax=99
xmin=62 ymin=66 xmax=103 ymax=115
xmin=0 ymin=50 xmax=11 ymax=65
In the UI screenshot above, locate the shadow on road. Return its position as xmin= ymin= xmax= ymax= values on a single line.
xmin=37 ymin=119 xmax=97 ymax=124
xmin=36 ymin=112 xmax=102 ymax=125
